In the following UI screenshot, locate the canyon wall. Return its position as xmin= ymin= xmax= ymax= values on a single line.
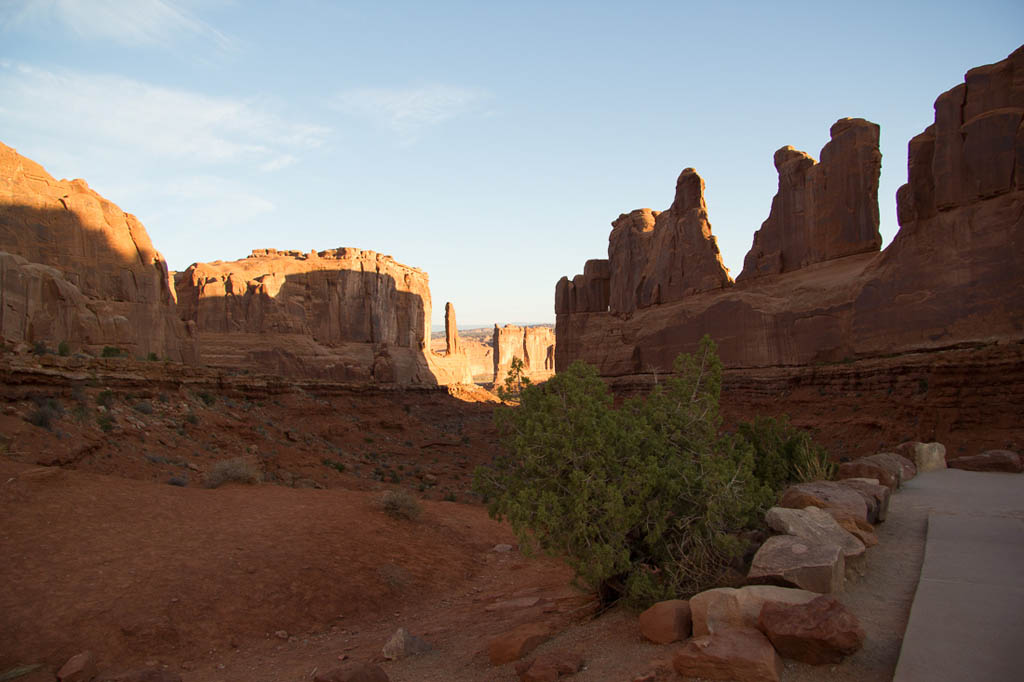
xmin=0 ymin=143 xmax=197 ymax=362
xmin=555 ymin=46 xmax=1023 ymax=379
xmin=493 ymin=324 xmax=555 ymax=384
xmin=174 ymin=249 xmax=473 ymax=384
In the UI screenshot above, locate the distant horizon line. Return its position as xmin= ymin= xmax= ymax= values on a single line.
xmin=430 ymin=321 xmax=554 ymax=332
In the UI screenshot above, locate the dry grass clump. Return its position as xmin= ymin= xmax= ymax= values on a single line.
xmin=379 ymin=489 xmax=422 ymax=520
xmin=204 ymin=456 xmax=263 ymax=488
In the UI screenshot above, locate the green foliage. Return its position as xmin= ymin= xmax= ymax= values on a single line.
xmin=322 ymin=457 xmax=346 ymax=472
xmin=96 ymin=413 xmax=114 ymax=432
xmin=474 ymin=336 xmax=771 ymax=606
xmin=58 ymin=341 xmax=70 ymax=356
xmin=497 ymin=356 xmax=532 ymax=402
xmin=196 ymin=391 xmax=216 ymax=406
xmin=96 ymin=389 xmax=115 ymax=408
xmin=31 ymin=341 xmax=50 ymax=356
xmin=735 ymin=416 xmax=836 ymax=491
xmin=101 ymin=346 xmax=126 ymax=358
xmin=146 ymin=352 xmax=159 ymax=362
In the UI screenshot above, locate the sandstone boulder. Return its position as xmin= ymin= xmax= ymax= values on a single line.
xmin=381 ymin=627 xmax=432 ymax=660
xmin=514 ymin=650 xmax=584 ymax=681
xmin=836 ymin=478 xmax=890 ymax=523
xmin=778 ymin=482 xmax=868 ymax=523
xmin=897 ymin=441 xmax=947 ymax=472
xmin=748 ymin=535 xmax=845 ymax=593
xmin=764 ymin=506 xmax=865 ymax=559
xmin=759 ymin=595 xmax=865 ymax=664
xmin=689 ymin=585 xmax=818 ymax=637
xmin=672 ymin=627 xmax=782 ymax=682
xmin=488 ymin=622 xmax=552 ymax=665
xmin=57 ymin=651 xmax=96 ymax=682
xmin=638 ymin=599 xmax=691 ymax=644
xmin=948 ymin=450 xmax=1022 ymax=473
xmin=863 ymin=452 xmax=917 ymax=486
xmin=837 ymin=458 xmax=898 ymax=490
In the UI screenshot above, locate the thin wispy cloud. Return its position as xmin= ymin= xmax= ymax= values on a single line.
xmin=0 ymin=0 xmax=231 ymax=48
xmin=0 ymin=62 xmax=329 ymax=168
xmin=332 ymin=84 xmax=490 ymax=141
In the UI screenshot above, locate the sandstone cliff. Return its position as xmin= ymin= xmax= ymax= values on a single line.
xmin=493 ymin=324 xmax=555 ymax=384
xmin=555 ymin=46 xmax=1024 ymax=377
xmin=0 ymin=142 xmax=197 ymax=362
xmin=556 ymin=168 xmax=732 ymax=317
xmin=739 ymin=118 xmax=882 ymax=281
xmin=174 ymin=249 xmax=473 ymax=384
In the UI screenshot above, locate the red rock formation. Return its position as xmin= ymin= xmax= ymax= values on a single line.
xmin=739 ymin=118 xmax=881 ymax=281
xmin=492 ymin=324 xmax=555 ymax=384
xmin=175 ymin=249 xmax=471 ymax=384
xmin=555 ymin=46 xmax=1024 ymax=379
xmin=0 ymin=142 xmax=197 ymax=362
xmin=444 ymin=301 xmax=459 ymax=355
xmin=556 ymin=168 xmax=732 ymax=317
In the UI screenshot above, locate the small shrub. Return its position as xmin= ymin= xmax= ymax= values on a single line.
xmin=322 ymin=458 xmax=346 ymax=473
xmin=442 ymin=490 xmax=457 ymax=502
xmin=26 ymin=407 xmax=55 ymax=430
xmin=96 ymin=414 xmax=114 ymax=432
xmin=132 ymin=401 xmax=154 ymax=415
xmin=71 ymin=404 xmax=89 ymax=423
xmin=203 ymin=457 xmax=262 ymax=488
xmin=101 ymin=346 xmax=126 ymax=358
xmin=167 ymin=476 xmax=188 ymax=487
xmin=31 ymin=341 xmax=50 ymax=356
xmin=146 ymin=352 xmax=159 ymax=362
xmin=196 ymin=391 xmax=216 ymax=407
xmin=96 ymin=390 xmax=115 ymax=408
xmin=185 ymin=413 xmax=198 ymax=425
xmin=735 ymin=416 xmax=835 ymax=491
xmin=58 ymin=341 xmax=70 ymax=356
xmin=379 ymin=489 xmax=422 ymax=520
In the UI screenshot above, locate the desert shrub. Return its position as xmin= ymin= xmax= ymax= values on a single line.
xmin=473 ymin=336 xmax=771 ymax=607
xmin=167 ymin=475 xmax=188 ymax=487
xmin=185 ymin=412 xmax=199 ymax=425
xmin=735 ymin=416 xmax=836 ymax=490
xmin=26 ymin=407 xmax=55 ymax=429
xmin=96 ymin=413 xmax=114 ymax=432
xmin=101 ymin=346 xmax=126 ymax=358
xmin=58 ymin=341 xmax=70 ymax=356
xmin=203 ymin=456 xmax=263 ymax=488
xmin=322 ymin=458 xmax=346 ymax=472
xmin=379 ymin=489 xmax=422 ymax=520
xmin=146 ymin=352 xmax=159 ymax=362
xmin=31 ymin=341 xmax=50 ymax=356
xmin=96 ymin=389 xmax=115 ymax=408
xmin=196 ymin=391 xmax=216 ymax=407
xmin=132 ymin=401 xmax=154 ymax=415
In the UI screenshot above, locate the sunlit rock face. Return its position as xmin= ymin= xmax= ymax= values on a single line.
xmin=492 ymin=324 xmax=555 ymax=384
xmin=554 ymin=45 xmax=1024 ymax=375
xmin=175 ymin=248 xmax=473 ymax=384
xmin=0 ymin=141 xmax=197 ymax=362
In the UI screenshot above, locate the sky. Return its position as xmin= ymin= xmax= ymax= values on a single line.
xmin=1 ymin=1 xmax=1022 ymax=328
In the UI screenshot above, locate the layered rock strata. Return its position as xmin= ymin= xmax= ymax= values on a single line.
xmin=0 ymin=142 xmax=197 ymax=362
xmin=492 ymin=324 xmax=555 ymax=384
xmin=555 ymin=46 xmax=1024 ymax=380
xmin=174 ymin=249 xmax=471 ymax=384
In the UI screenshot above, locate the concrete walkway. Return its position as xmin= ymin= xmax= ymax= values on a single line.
xmin=893 ymin=468 xmax=1024 ymax=682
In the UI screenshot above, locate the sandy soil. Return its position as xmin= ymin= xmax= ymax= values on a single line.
xmin=1 ymin=455 xmax=928 ymax=682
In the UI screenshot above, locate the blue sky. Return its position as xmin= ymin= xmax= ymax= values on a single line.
xmin=1 ymin=1 xmax=1021 ymax=328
